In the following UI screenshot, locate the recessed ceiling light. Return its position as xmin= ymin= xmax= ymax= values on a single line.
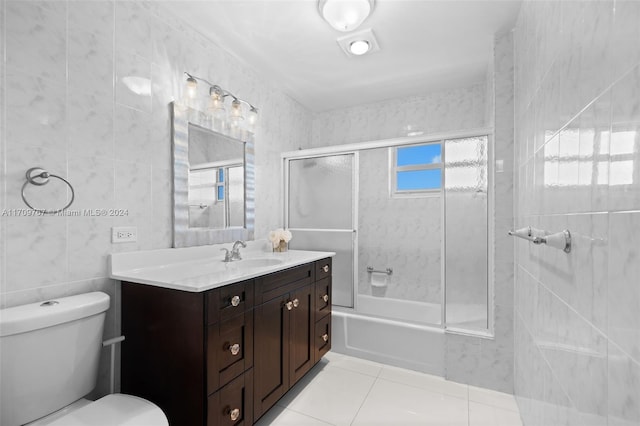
xmin=336 ymin=28 xmax=380 ymax=57
xmin=349 ymin=40 xmax=370 ymax=55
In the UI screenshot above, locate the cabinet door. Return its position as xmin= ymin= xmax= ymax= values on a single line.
xmin=253 ymin=294 xmax=289 ymax=420
xmin=208 ymin=311 xmax=254 ymax=393
xmin=289 ymin=283 xmax=314 ymax=386
xmin=314 ymin=315 xmax=332 ymax=363
xmin=207 ymin=369 xmax=254 ymax=426
xmin=314 ymin=277 xmax=331 ymax=321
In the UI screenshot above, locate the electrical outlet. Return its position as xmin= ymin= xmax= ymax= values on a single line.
xmin=112 ymin=226 xmax=137 ymax=243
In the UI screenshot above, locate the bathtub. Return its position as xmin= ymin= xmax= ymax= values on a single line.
xmin=331 ymin=295 xmax=445 ymax=376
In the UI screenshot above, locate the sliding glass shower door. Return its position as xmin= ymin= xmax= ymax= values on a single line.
xmin=286 ymin=154 xmax=356 ymax=308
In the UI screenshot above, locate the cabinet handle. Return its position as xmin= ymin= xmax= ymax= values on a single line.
xmin=322 ymin=333 xmax=329 ymax=342
xmin=322 ymin=265 xmax=329 ymax=273
xmin=227 ymin=407 xmax=240 ymax=421
xmin=321 ymin=294 xmax=329 ymax=303
xmin=228 ymin=343 xmax=240 ymax=356
xmin=292 ymin=298 xmax=299 ymax=308
xmin=285 ymin=301 xmax=293 ymax=311
xmin=230 ymin=295 xmax=241 ymax=307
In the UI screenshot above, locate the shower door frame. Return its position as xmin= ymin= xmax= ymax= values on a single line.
xmin=282 ymin=151 xmax=360 ymax=309
xmin=281 ymin=128 xmax=495 ymax=337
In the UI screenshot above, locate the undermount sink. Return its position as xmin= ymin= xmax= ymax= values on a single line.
xmin=230 ymin=258 xmax=283 ymax=268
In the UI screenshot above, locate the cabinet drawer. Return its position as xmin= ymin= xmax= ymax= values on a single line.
xmin=207 ymin=369 xmax=254 ymax=426
xmin=315 ymin=258 xmax=332 ymax=281
xmin=208 ymin=279 xmax=254 ymax=324
xmin=314 ymin=278 xmax=331 ymax=321
xmin=255 ymin=263 xmax=313 ymax=304
xmin=314 ymin=315 xmax=331 ymax=363
xmin=208 ymin=311 xmax=254 ymax=393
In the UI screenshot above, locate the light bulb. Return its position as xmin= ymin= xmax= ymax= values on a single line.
xmin=349 ymin=40 xmax=370 ymax=55
xmin=230 ymin=99 xmax=244 ymax=126
xmin=208 ymin=87 xmax=226 ymax=113
xmin=185 ymin=76 xmax=197 ymax=99
xmin=247 ymin=106 xmax=258 ymax=127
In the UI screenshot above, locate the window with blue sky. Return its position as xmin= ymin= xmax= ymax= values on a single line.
xmin=392 ymin=143 xmax=442 ymax=195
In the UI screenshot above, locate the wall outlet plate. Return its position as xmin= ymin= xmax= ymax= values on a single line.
xmin=112 ymin=226 xmax=137 ymax=243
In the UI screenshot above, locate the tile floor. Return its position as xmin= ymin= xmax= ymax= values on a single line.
xmin=255 ymin=352 xmax=523 ymax=426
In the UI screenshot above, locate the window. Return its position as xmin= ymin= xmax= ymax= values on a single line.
xmin=391 ymin=143 xmax=442 ymax=196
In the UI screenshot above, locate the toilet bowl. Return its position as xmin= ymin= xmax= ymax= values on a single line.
xmin=0 ymin=292 xmax=169 ymax=426
xmin=27 ymin=394 xmax=168 ymax=426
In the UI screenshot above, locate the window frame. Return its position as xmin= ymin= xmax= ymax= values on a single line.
xmin=390 ymin=142 xmax=443 ymax=198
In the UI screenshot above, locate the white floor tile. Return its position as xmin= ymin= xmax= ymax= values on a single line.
xmin=378 ymin=364 xmax=469 ymax=399
xmin=468 ymin=385 xmax=519 ymax=412
xmin=324 ymin=351 xmax=383 ymax=377
xmin=352 ymin=378 xmax=469 ymax=426
xmin=277 ymin=366 xmax=376 ymax=426
xmin=469 ymin=402 xmax=523 ymax=426
xmin=255 ymin=406 xmax=335 ymax=426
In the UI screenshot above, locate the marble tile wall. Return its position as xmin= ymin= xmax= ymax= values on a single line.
xmin=311 ymin=44 xmax=515 ymax=393
xmin=0 ymin=0 xmax=311 ymax=397
xmin=357 ymin=148 xmax=442 ymax=305
xmin=513 ymin=1 xmax=640 ymax=424
xmin=445 ymin=31 xmax=515 ymax=394
xmin=310 ymin=83 xmax=487 ymax=148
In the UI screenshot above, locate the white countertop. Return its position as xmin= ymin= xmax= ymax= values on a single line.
xmin=108 ymin=240 xmax=335 ymax=292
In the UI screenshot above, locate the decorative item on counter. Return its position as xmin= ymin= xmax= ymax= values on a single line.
xmin=269 ymin=228 xmax=292 ymax=252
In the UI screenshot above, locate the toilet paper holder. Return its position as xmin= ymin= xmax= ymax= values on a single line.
xmin=366 ymin=266 xmax=393 ymax=275
xmin=508 ymin=226 xmax=572 ymax=253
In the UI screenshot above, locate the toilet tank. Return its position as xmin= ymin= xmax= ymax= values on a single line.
xmin=0 ymin=292 xmax=110 ymax=426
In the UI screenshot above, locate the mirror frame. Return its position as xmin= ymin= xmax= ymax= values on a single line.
xmin=172 ymin=102 xmax=255 ymax=248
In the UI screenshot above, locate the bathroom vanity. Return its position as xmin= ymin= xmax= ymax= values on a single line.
xmin=110 ymin=246 xmax=333 ymax=426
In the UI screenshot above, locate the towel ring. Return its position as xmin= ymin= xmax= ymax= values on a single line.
xmin=21 ymin=167 xmax=75 ymax=214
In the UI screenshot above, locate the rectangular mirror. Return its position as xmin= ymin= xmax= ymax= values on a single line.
xmin=172 ymin=103 xmax=255 ymax=247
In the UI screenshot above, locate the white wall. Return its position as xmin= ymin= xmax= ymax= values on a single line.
xmin=311 ymin=84 xmax=487 ymax=147
xmin=513 ymin=1 xmax=640 ymax=424
xmin=0 ymin=0 xmax=311 ymax=397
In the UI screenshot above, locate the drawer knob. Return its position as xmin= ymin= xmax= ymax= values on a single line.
xmin=322 ymin=294 xmax=329 ymax=303
xmin=231 ymin=295 xmax=241 ymax=307
xmin=292 ymin=298 xmax=299 ymax=308
xmin=322 ymin=333 xmax=329 ymax=342
xmin=229 ymin=343 xmax=240 ymax=356
xmin=285 ymin=301 xmax=293 ymax=311
xmin=229 ymin=407 xmax=240 ymax=421
xmin=322 ymin=265 xmax=329 ymax=273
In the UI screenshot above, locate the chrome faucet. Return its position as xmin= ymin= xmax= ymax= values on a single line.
xmin=231 ymin=240 xmax=247 ymax=261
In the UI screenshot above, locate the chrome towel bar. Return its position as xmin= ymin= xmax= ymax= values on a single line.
xmin=508 ymin=226 xmax=572 ymax=253
xmin=366 ymin=266 xmax=393 ymax=275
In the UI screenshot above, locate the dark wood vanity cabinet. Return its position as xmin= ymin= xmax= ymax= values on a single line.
xmin=121 ymin=258 xmax=331 ymax=426
xmin=253 ymin=259 xmax=332 ymax=421
xmin=121 ymin=279 xmax=254 ymax=426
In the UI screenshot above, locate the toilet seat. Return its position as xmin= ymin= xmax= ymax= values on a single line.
xmin=38 ymin=394 xmax=168 ymax=426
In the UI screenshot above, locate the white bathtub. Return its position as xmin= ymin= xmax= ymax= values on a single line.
xmin=331 ymin=295 xmax=445 ymax=376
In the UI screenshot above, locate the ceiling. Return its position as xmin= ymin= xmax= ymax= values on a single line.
xmin=164 ymin=0 xmax=522 ymax=112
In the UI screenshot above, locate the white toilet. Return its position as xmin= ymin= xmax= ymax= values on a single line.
xmin=0 ymin=292 xmax=169 ymax=426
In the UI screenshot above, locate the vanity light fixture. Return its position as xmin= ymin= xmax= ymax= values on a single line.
xmin=183 ymin=72 xmax=258 ymax=129
xmin=319 ymin=0 xmax=374 ymax=32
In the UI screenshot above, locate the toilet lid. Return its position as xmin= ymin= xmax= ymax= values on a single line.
xmin=45 ymin=394 xmax=168 ymax=426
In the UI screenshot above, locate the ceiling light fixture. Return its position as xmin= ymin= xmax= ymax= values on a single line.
xmin=349 ymin=40 xmax=370 ymax=55
xmin=336 ymin=28 xmax=380 ymax=57
xmin=183 ymin=72 xmax=258 ymax=130
xmin=318 ymin=0 xmax=374 ymax=32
